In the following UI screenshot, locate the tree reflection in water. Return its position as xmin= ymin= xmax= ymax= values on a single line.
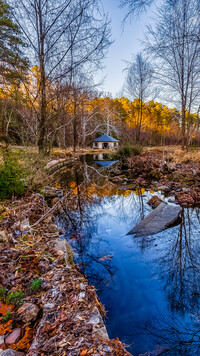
xmin=140 ymin=207 xmax=200 ymax=355
xmin=57 ymin=161 xmax=118 ymax=292
xmin=57 ymin=158 xmax=146 ymax=294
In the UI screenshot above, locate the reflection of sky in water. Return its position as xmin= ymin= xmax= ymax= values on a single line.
xmin=61 ymin=191 xmax=200 ymax=356
xmin=94 ymin=160 xmax=119 ymax=167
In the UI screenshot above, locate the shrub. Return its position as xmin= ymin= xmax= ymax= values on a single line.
xmin=2 ymin=311 xmax=12 ymax=322
xmin=0 ymin=287 xmax=6 ymax=300
xmin=117 ymin=143 xmax=143 ymax=158
xmin=29 ymin=279 xmax=42 ymax=291
xmin=6 ymin=290 xmax=24 ymax=306
xmin=0 ymin=151 xmax=26 ymax=200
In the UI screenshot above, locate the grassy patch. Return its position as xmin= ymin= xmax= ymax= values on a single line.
xmin=0 ymin=287 xmax=6 ymax=300
xmin=6 ymin=291 xmax=24 ymax=306
xmin=117 ymin=143 xmax=143 ymax=158
xmin=0 ymin=151 xmax=26 ymax=200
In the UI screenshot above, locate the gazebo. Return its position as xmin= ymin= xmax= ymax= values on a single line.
xmin=93 ymin=135 xmax=119 ymax=149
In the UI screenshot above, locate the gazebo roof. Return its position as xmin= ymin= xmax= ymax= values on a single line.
xmin=93 ymin=135 xmax=119 ymax=143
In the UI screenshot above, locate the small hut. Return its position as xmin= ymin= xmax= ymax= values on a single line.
xmin=93 ymin=135 xmax=119 ymax=149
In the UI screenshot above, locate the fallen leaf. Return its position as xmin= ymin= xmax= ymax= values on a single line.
xmin=0 ymin=302 xmax=15 ymax=316
xmin=99 ymin=255 xmax=113 ymax=261
xmin=23 ymin=241 xmax=34 ymax=247
xmin=13 ymin=327 xmax=34 ymax=352
xmin=0 ymin=320 xmax=12 ymax=334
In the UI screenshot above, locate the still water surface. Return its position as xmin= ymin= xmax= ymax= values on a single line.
xmin=57 ymin=157 xmax=200 ymax=355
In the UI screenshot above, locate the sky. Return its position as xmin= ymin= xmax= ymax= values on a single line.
xmin=97 ymin=0 xmax=156 ymax=97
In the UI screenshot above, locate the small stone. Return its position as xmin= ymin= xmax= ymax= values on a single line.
xmin=5 ymin=328 xmax=22 ymax=345
xmin=147 ymin=196 xmax=164 ymax=209
xmin=89 ymin=307 xmax=102 ymax=325
xmin=0 ymin=350 xmax=25 ymax=356
xmin=79 ymin=283 xmax=87 ymax=290
xmin=78 ymin=292 xmax=86 ymax=301
xmin=92 ymin=325 xmax=109 ymax=340
xmin=17 ymin=303 xmax=39 ymax=323
xmin=0 ymin=231 xmax=8 ymax=243
xmin=48 ymin=224 xmax=59 ymax=234
xmin=157 ymin=185 xmax=170 ymax=192
xmin=20 ymin=219 xmax=30 ymax=232
xmin=103 ymin=346 xmax=112 ymax=352
xmin=0 ymin=336 xmax=5 ymax=349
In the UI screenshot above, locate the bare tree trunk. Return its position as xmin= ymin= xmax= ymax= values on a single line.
xmin=125 ymin=53 xmax=153 ymax=142
xmin=38 ymin=68 xmax=47 ymax=153
xmin=37 ymin=0 xmax=47 ymax=154
xmin=181 ymin=106 xmax=186 ymax=150
xmin=138 ymin=98 xmax=143 ymax=142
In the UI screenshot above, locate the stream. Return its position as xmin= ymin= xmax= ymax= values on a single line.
xmin=56 ymin=155 xmax=200 ymax=355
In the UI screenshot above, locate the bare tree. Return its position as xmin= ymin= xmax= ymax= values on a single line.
xmin=120 ymin=0 xmax=154 ymax=18
xmin=8 ymin=0 xmax=111 ymax=153
xmin=145 ymin=0 xmax=200 ymax=149
xmin=124 ymin=52 xmax=154 ymax=141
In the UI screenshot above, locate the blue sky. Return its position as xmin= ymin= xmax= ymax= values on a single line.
xmin=98 ymin=0 xmax=155 ymax=97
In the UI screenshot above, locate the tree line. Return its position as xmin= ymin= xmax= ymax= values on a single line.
xmin=0 ymin=0 xmax=200 ymax=151
xmin=122 ymin=0 xmax=200 ymax=150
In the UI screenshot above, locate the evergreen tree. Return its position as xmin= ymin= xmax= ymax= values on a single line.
xmin=0 ymin=0 xmax=28 ymax=84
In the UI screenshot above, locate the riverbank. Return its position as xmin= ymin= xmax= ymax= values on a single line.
xmin=109 ymin=148 xmax=200 ymax=207
xmin=0 ymin=194 xmax=131 ymax=355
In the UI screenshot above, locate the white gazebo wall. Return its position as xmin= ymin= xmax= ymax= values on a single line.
xmin=93 ymin=142 xmax=119 ymax=149
xmin=93 ymin=142 xmax=103 ymax=149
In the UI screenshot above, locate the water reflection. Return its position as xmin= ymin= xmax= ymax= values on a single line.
xmin=162 ymin=209 xmax=200 ymax=314
xmin=55 ymin=158 xmax=200 ymax=355
xmin=57 ymin=161 xmax=119 ymax=291
xmin=142 ymin=208 xmax=200 ymax=355
xmin=93 ymin=153 xmax=118 ymax=167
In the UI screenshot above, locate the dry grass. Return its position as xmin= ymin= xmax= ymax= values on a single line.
xmin=171 ymin=149 xmax=200 ymax=163
xmin=2 ymin=144 xmax=200 ymax=169
xmin=146 ymin=145 xmax=200 ymax=163
xmin=51 ymin=146 xmax=117 ymax=157
xmin=3 ymin=145 xmax=117 ymax=157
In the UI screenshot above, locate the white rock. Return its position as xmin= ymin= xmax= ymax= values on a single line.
xmin=78 ymin=292 xmax=86 ymax=301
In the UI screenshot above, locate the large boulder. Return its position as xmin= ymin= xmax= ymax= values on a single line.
xmin=127 ymin=203 xmax=182 ymax=237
